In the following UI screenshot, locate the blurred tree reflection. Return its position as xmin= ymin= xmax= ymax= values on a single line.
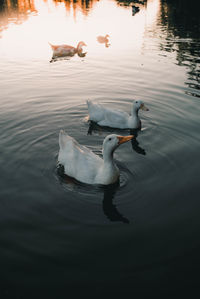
xmin=53 ymin=0 xmax=95 ymax=16
xmin=160 ymin=0 xmax=200 ymax=97
xmin=0 ymin=0 xmax=36 ymax=35
xmin=0 ymin=0 xmax=96 ymax=35
xmin=115 ymin=0 xmax=147 ymax=8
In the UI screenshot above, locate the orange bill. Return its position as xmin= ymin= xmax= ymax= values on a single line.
xmin=117 ymin=135 xmax=134 ymax=145
xmin=140 ymin=103 xmax=149 ymax=111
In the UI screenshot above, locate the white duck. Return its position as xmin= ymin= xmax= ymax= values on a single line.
xmin=87 ymin=100 xmax=149 ymax=129
xmin=58 ymin=130 xmax=133 ymax=185
xmin=49 ymin=41 xmax=87 ymax=57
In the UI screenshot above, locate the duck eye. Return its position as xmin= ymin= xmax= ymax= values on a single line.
xmin=108 ymin=138 xmax=112 ymax=141
xmin=136 ymin=101 xmax=138 ymax=103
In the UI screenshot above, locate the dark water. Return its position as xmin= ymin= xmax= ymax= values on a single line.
xmin=0 ymin=0 xmax=200 ymax=297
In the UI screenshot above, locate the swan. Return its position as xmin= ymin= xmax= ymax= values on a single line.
xmin=58 ymin=130 xmax=133 ymax=185
xmin=49 ymin=41 xmax=87 ymax=57
xmin=87 ymin=100 xmax=149 ymax=129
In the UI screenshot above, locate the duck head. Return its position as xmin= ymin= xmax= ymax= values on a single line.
xmin=103 ymin=134 xmax=134 ymax=161
xmin=133 ymin=100 xmax=149 ymax=112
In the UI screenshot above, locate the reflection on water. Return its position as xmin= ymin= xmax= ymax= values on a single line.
xmin=116 ymin=0 xmax=147 ymax=7
xmin=132 ymin=5 xmax=140 ymax=16
xmin=130 ymin=129 xmax=146 ymax=155
xmin=0 ymin=0 xmax=96 ymax=37
xmin=159 ymin=0 xmax=200 ymax=97
xmin=87 ymin=121 xmax=146 ymax=156
xmin=103 ymin=184 xmax=129 ymax=223
xmin=57 ymin=163 xmax=129 ymax=223
xmin=53 ymin=0 xmax=95 ymax=17
xmin=50 ymin=49 xmax=87 ymax=62
xmin=0 ymin=0 xmax=36 ymax=36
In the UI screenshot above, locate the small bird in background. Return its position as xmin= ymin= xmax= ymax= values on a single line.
xmin=132 ymin=6 xmax=140 ymax=16
xmin=97 ymin=34 xmax=110 ymax=47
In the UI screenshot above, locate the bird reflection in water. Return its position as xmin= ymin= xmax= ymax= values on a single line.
xmin=87 ymin=121 xmax=146 ymax=155
xmin=49 ymin=41 xmax=87 ymax=63
xmin=130 ymin=128 xmax=146 ymax=155
xmin=57 ymin=164 xmax=129 ymax=224
xmin=103 ymin=183 xmax=129 ymax=224
xmin=97 ymin=34 xmax=110 ymax=48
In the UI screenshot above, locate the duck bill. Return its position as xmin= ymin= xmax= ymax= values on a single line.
xmin=117 ymin=135 xmax=134 ymax=145
xmin=140 ymin=103 xmax=149 ymax=111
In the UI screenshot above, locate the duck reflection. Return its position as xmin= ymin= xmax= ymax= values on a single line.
xmin=130 ymin=128 xmax=146 ymax=155
xmin=97 ymin=34 xmax=110 ymax=48
xmin=87 ymin=121 xmax=146 ymax=155
xmin=49 ymin=41 xmax=87 ymax=62
xmin=103 ymin=184 xmax=129 ymax=224
xmin=50 ymin=50 xmax=87 ymax=63
xmin=57 ymin=164 xmax=129 ymax=223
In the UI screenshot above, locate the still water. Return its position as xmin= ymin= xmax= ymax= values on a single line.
xmin=0 ymin=0 xmax=200 ymax=297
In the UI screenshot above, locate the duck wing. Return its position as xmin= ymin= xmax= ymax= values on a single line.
xmin=59 ymin=44 xmax=75 ymax=50
xmin=50 ymin=44 xmax=75 ymax=50
xmin=87 ymin=100 xmax=107 ymax=122
xmin=50 ymin=44 xmax=76 ymax=57
xmin=58 ymin=130 xmax=103 ymax=184
xmin=98 ymin=108 xmax=129 ymax=128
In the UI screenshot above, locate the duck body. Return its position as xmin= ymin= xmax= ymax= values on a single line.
xmin=49 ymin=41 xmax=86 ymax=57
xmin=87 ymin=100 xmax=149 ymax=129
xmin=58 ymin=130 xmax=133 ymax=185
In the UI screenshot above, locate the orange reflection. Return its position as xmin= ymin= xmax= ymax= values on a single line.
xmin=0 ymin=0 xmax=161 ymax=60
xmin=0 ymin=0 xmax=37 ymax=36
xmin=2 ymin=0 xmax=36 ymax=14
xmin=0 ymin=0 xmax=96 ymax=37
xmin=0 ymin=0 xmax=160 ymax=35
xmin=52 ymin=0 xmax=96 ymax=18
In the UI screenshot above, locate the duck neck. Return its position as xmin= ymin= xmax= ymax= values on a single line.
xmin=102 ymin=146 xmax=119 ymax=183
xmin=76 ymin=42 xmax=82 ymax=53
xmin=131 ymin=106 xmax=139 ymax=118
xmin=103 ymin=148 xmax=115 ymax=166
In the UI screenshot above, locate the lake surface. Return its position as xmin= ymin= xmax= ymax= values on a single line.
xmin=0 ymin=0 xmax=200 ymax=297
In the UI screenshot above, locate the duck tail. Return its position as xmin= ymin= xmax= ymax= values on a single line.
xmin=48 ymin=42 xmax=54 ymax=49
xmin=86 ymin=99 xmax=91 ymax=108
xmin=59 ymin=129 xmax=67 ymax=149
